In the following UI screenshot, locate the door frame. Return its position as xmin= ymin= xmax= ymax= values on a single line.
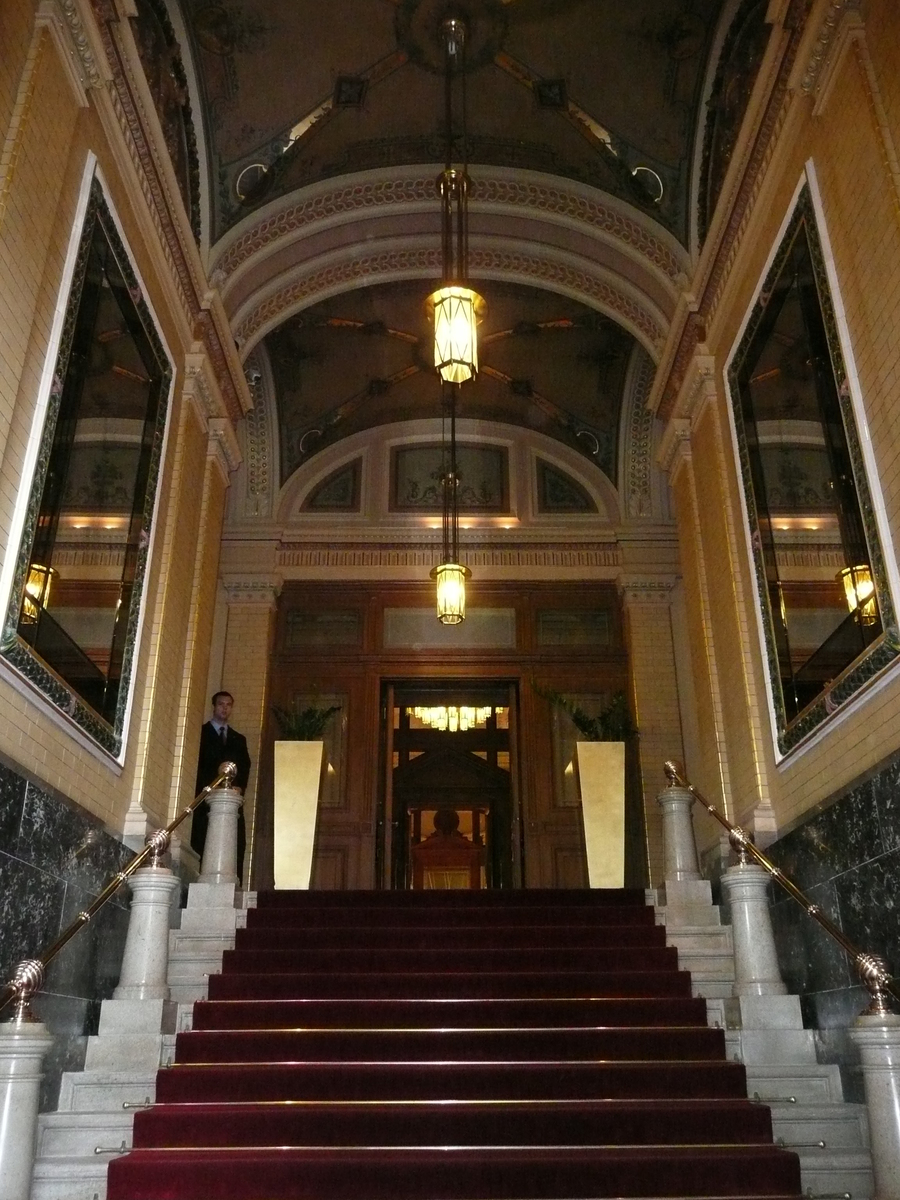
xmin=379 ymin=677 xmax=523 ymax=890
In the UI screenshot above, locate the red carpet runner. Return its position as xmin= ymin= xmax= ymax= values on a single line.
xmin=107 ymin=888 xmax=803 ymax=1199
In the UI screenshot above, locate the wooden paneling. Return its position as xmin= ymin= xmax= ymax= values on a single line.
xmin=259 ymin=581 xmax=630 ymax=890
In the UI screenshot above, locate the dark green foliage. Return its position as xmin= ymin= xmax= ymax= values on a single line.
xmin=271 ymin=702 xmax=341 ymax=740
xmin=532 ymin=682 xmax=635 ymax=741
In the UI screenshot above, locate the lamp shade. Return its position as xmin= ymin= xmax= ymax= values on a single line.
xmin=430 ymin=561 xmax=471 ymax=625
xmin=430 ymin=286 xmax=482 ymax=384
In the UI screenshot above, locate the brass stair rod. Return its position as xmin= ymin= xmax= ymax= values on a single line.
xmin=663 ymin=760 xmax=899 ymax=1015
xmin=0 ymin=762 xmax=237 ymax=1021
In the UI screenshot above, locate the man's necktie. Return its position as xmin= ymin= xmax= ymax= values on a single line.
xmin=220 ymin=725 xmax=228 ymax=745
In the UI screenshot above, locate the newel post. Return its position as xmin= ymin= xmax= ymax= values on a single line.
xmin=850 ymin=1010 xmax=900 ymax=1200
xmin=657 ymin=777 xmax=702 ymax=883
xmin=0 ymin=964 xmax=54 ymax=1200
xmin=720 ymin=830 xmax=787 ymax=997
xmin=200 ymin=784 xmax=243 ymax=885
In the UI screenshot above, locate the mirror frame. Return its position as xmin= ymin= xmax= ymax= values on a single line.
xmin=726 ymin=181 xmax=900 ymax=756
xmin=0 ymin=176 xmax=172 ymax=757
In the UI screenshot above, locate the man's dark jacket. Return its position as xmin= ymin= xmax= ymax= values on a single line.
xmin=191 ymin=722 xmax=251 ymax=875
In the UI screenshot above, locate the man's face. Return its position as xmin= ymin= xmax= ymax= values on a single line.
xmin=213 ymin=694 xmax=233 ymax=723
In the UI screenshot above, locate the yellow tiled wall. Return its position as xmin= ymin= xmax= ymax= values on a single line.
xmin=676 ymin=2 xmax=900 ymax=841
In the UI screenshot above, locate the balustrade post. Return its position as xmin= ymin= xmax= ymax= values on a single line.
xmin=720 ymin=861 xmax=787 ymax=996
xmin=657 ymin=781 xmax=702 ymax=882
xmin=0 ymin=1016 xmax=53 ymax=1200
xmin=113 ymin=866 xmax=179 ymax=1000
xmin=199 ymin=785 xmax=243 ymax=885
xmin=850 ymin=1013 xmax=900 ymax=1200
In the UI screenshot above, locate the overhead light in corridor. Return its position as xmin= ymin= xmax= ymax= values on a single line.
xmin=431 ymin=382 xmax=470 ymax=625
xmin=427 ymin=15 xmax=483 ymax=385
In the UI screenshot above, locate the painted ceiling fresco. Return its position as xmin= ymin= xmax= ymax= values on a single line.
xmin=263 ymin=280 xmax=636 ymax=484
xmin=175 ymin=0 xmax=730 ymax=245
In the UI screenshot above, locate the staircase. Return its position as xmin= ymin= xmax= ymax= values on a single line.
xmin=105 ymin=888 xmax=803 ymax=1200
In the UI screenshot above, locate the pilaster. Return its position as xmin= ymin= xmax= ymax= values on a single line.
xmin=220 ymin=578 xmax=281 ymax=885
xmin=617 ymin=576 xmax=683 ymax=885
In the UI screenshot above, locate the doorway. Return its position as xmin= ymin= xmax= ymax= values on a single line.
xmin=381 ymin=681 xmax=520 ymax=890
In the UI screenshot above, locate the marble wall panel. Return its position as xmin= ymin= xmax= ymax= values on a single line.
xmin=764 ymin=755 xmax=900 ymax=1103
xmin=0 ymin=757 xmax=133 ymax=1109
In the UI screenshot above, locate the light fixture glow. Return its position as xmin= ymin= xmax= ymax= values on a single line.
xmin=21 ymin=563 xmax=56 ymax=624
xmin=430 ymin=285 xmax=481 ymax=383
xmin=409 ymin=705 xmax=503 ymax=732
xmin=839 ymin=564 xmax=877 ymax=625
xmin=430 ymin=560 xmax=470 ymax=625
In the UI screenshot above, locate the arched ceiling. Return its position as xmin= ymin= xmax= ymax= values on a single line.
xmin=260 ymin=280 xmax=636 ymax=485
xmin=167 ymin=0 xmax=737 ymax=482
xmin=180 ymin=0 xmax=729 ymax=246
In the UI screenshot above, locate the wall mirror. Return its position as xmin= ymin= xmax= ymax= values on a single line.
xmin=728 ymin=183 xmax=898 ymax=755
xmin=0 ymin=178 xmax=171 ymax=755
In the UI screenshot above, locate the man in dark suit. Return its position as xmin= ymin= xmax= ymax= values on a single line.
xmin=192 ymin=690 xmax=252 ymax=881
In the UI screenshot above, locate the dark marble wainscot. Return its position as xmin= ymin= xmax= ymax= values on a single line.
xmin=763 ymin=754 xmax=900 ymax=1103
xmin=0 ymin=758 xmax=133 ymax=1109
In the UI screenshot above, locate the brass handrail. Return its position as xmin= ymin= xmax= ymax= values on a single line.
xmin=664 ymin=761 xmax=899 ymax=1016
xmin=0 ymin=762 xmax=238 ymax=1024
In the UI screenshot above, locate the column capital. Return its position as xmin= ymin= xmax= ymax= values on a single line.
xmin=222 ymin=576 xmax=282 ymax=608
xmin=184 ymin=350 xmax=229 ymax=422
xmin=657 ymin=417 xmax=692 ymax=476
xmin=617 ymin=575 xmax=677 ymax=606
xmin=207 ymin=416 xmax=243 ymax=479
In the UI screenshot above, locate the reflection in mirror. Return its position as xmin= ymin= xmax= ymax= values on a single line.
xmin=728 ymin=184 xmax=898 ymax=753
xmin=1 ymin=179 xmax=171 ymax=754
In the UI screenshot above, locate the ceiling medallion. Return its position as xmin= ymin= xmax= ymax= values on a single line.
xmin=395 ymin=0 xmax=508 ymax=74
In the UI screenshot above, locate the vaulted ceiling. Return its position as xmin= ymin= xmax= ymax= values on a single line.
xmin=161 ymin=0 xmax=756 ymax=490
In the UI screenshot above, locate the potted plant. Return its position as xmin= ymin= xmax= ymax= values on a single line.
xmin=271 ymin=700 xmax=340 ymax=889
xmin=534 ymin=684 xmax=635 ymax=888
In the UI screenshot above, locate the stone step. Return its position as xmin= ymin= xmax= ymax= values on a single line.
xmin=676 ymin=950 xmax=735 ymax=978
xmin=30 ymin=1155 xmax=111 ymax=1200
xmin=770 ymin=1102 xmax=869 ymax=1151
xmin=792 ymin=1149 xmax=873 ymax=1200
xmin=36 ymin=1110 xmax=134 ymax=1159
xmin=56 ymin=1069 xmax=157 ymax=1114
xmin=745 ymin=1063 xmax=846 ymax=1105
xmin=664 ymin=925 xmax=734 ymax=954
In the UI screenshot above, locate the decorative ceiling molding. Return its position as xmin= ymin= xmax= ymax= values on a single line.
xmin=233 ymin=244 xmax=667 ymax=360
xmin=274 ymin=541 xmax=621 ymax=573
xmin=37 ymin=0 xmax=110 ymax=104
xmin=212 ymin=168 xmax=687 ymax=295
xmin=620 ymin=346 xmax=657 ymax=520
xmin=790 ymin=0 xmax=860 ymax=100
xmin=241 ymin=349 xmax=274 ymax=518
